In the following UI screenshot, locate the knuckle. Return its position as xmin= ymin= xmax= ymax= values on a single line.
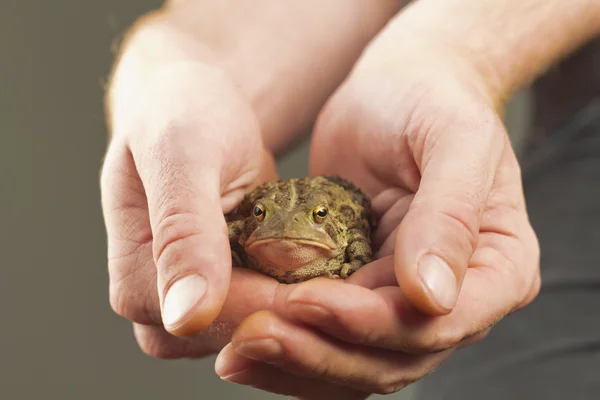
xmin=305 ymin=355 xmax=333 ymax=381
xmin=369 ymin=355 xmax=445 ymax=394
xmin=107 ymin=244 xmax=160 ymax=324
xmin=410 ymin=196 xmax=480 ymax=262
xmin=528 ymin=235 xmax=542 ymax=279
xmin=371 ymin=373 xmax=411 ymax=395
xmin=109 ymin=277 xmax=159 ymax=324
xmin=353 ymin=308 xmax=389 ymax=346
xmin=373 ymin=383 xmax=410 ymax=396
xmin=522 ymin=225 xmax=542 ymax=305
xmin=135 ymin=328 xmax=178 ymax=359
xmin=530 ymin=271 xmax=542 ymax=298
xmin=437 ymin=201 xmax=480 ymax=254
xmin=152 ymin=211 xmax=203 ymax=267
xmin=458 ymin=327 xmax=492 ymax=349
xmin=474 ymin=327 xmax=493 ymax=342
xmin=410 ymin=327 xmax=461 ymax=354
xmin=520 ymin=268 xmax=542 ymax=309
xmin=106 ymin=230 xmax=162 ymax=325
xmin=483 ymin=248 xmax=526 ymax=309
xmin=154 ymin=173 xmax=195 ymax=221
xmin=373 ymin=385 xmax=401 ymax=395
xmin=109 ymin=282 xmax=143 ymax=322
xmin=108 ymin=282 xmax=126 ymax=317
xmin=134 ymin=324 xmax=216 ymax=360
xmin=362 ymin=326 xmax=384 ymax=347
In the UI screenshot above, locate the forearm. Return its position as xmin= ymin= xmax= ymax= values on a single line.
xmin=106 ymin=0 xmax=401 ymax=154
xmin=379 ymin=0 xmax=600 ymax=106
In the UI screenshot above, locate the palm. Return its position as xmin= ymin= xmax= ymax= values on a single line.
xmin=309 ymin=72 xmax=540 ymax=314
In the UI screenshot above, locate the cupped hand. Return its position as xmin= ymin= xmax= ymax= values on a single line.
xmin=100 ymin=60 xmax=282 ymax=352
xmin=215 ymin=36 xmax=541 ymax=397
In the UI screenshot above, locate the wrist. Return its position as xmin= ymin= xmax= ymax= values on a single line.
xmin=106 ymin=16 xmax=294 ymax=152
xmin=107 ymin=1 xmax=402 ymax=154
xmin=105 ymin=13 xmax=218 ymax=138
xmin=370 ymin=0 xmax=600 ymax=107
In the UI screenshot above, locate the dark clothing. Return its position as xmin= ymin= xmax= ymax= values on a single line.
xmin=417 ymin=38 xmax=600 ymax=400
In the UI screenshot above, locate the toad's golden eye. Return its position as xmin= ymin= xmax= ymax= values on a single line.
xmin=313 ymin=206 xmax=328 ymax=223
xmin=253 ymin=204 xmax=266 ymax=221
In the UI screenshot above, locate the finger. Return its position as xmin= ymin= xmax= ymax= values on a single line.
xmin=101 ymin=135 xmax=276 ymax=328
xmin=101 ymin=138 xmax=161 ymax=325
xmin=282 ymin=278 xmax=420 ymax=352
xmin=346 ymin=256 xmax=398 ymax=289
xmin=280 ymin=232 xmax=533 ymax=354
xmin=128 ymin=67 xmax=267 ymax=336
xmin=133 ymin=323 xmax=217 ymax=359
xmin=224 ymin=311 xmax=450 ymax=395
xmin=132 ymin=267 xmax=295 ymax=358
xmin=134 ymin=139 xmax=230 ymax=337
xmin=396 ymin=106 xmax=506 ymax=315
xmin=215 ymin=344 xmax=370 ymax=400
xmin=370 ymin=188 xmax=413 ymax=252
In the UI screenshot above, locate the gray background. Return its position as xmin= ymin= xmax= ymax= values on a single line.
xmin=0 ymin=1 xmax=528 ymax=398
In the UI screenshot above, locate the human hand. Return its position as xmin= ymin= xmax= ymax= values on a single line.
xmin=101 ymin=57 xmax=282 ymax=342
xmin=214 ymin=27 xmax=541 ymax=400
xmin=101 ymin=0 xmax=401 ymax=359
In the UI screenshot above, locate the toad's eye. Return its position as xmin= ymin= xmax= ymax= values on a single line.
xmin=253 ymin=204 xmax=265 ymax=221
xmin=313 ymin=206 xmax=328 ymax=223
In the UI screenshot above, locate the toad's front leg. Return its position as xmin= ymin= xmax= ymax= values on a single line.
xmin=227 ymin=220 xmax=245 ymax=267
xmin=340 ymin=228 xmax=372 ymax=278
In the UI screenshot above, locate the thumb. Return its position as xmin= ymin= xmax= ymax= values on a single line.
xmin=395 ymin=112 xmax=505 ymax=316
xmin=125 ymin=67 xmax=267 ymax=336
xmin=137 ymin=138 xmax=233 ymax=336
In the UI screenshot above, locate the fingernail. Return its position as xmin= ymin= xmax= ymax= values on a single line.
xmin=215 ymin=344 xmax=249 ymax=381
xmin=234 ymin=338 xmax=283 ymax=364
xmin=418 ymin=254 xmax=457 ymax=310
xmin=162 ymin=274 xmax=207 ymax=328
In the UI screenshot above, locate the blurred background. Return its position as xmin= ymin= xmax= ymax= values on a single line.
xmin=0 ymin=1 xmax=530 ymax=398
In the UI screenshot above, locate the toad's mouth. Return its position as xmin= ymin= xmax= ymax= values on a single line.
xmin=245 ymin=237 xmax=338 ymax=271
xmin=245 ymin=237 xmax=336 ymax=250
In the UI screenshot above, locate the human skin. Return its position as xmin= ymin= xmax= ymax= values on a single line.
xmin=101 ymin=0 xmax=401 ymax=350
xmin=211 ymin=0 xmax=600 ymax=398
xmin=101 ymin=0 xmax=600 ymax=398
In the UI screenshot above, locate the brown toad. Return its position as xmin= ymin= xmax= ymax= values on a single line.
xmin=226 ymin=176 xmax=374 ymax=284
